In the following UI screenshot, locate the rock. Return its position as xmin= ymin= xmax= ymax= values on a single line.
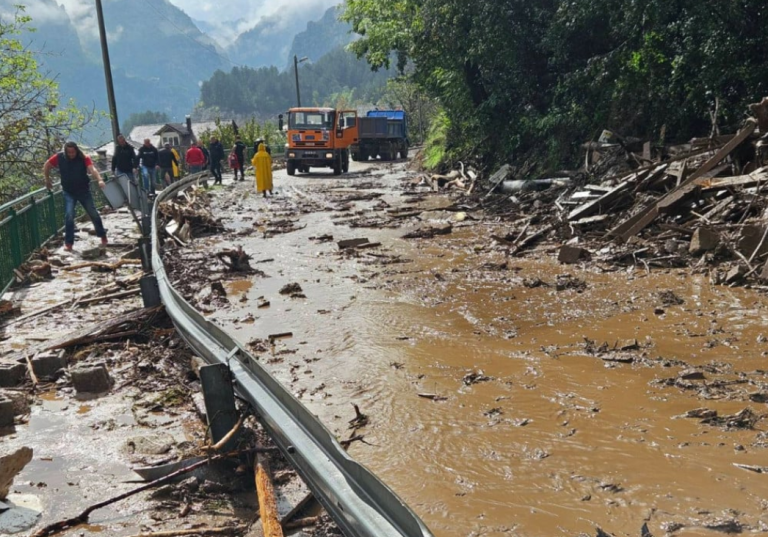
xmin=0 ymin=494 xmax=42 ymax=534
xmin=725 ymin=265 xmax=746 ymax=285
xmin=80 ymin=246 xmax=104 ymax=260
xmin=679 ymin=369 xmax=706 ymax=380
xmin=689 ymin=227 xmax=721 ymax=254
xmin=337 ymin=238 xmax=370 ymax=250
xmin=558 ymin=245 xmax=588 ymax=264
xmin=0 ymin=390 xmax=29 ymax=418
xmin=737 ymin=225 xmax=768 ymax=258
xmin=0 ymin=364 xmax=26 ymax=388
xmin=71 ymin=364 xmax=112 ymax=393
xmin=31 ymin=353 xmax=67 ymax=380
xmin=0 ymin=397 xmax=14 ymax=427
xmin=126 ymin=433 xmax=175 ymax=455
xmin=210 ymin=281 xmax=226 ymax=297
xmin=180 ymin=476 xmax=199 ymax=492
xmin=0 ymin=447 xmax=33 ymax=499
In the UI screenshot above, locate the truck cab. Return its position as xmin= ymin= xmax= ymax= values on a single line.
xmin=285 ymin=108 xmax=358 ymax=176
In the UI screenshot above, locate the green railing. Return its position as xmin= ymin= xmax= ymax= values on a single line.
xmin=0 ymin=180 xmax=108 ymax=297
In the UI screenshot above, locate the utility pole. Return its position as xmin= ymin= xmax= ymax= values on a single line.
xmin=293 ymin=55 xmax=308 ymax=107
xmin=95 ymin=0 xmax=120 ymax=142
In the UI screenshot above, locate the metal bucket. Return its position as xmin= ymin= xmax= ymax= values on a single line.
xmin=101 ymin=176 xmax=127 ymax=209
xmin=117 ymin=173 xmax=141 ymax=210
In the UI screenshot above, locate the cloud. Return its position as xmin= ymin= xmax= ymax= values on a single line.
xmin=169 ymin=0 xmax=339 ymax=47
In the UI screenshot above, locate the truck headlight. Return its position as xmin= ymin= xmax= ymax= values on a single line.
xmin=288 ymin=152 xmax=296 ymax=158
xmin=325 ymin=153 xmax=333 ymax=159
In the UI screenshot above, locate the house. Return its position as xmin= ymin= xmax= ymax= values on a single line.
xmin=128 ymin=117 xmax=235 ymax=148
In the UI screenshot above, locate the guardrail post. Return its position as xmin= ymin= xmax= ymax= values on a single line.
xmin=29 ymin=197 xmax=41 ymax=248
xmin=46 ymin=190 xmax=57 ymax=238
xmin=8 ymin=208 xmax=22 ymax=269
xmin=200 ymin=364 xmax=239 ymax=451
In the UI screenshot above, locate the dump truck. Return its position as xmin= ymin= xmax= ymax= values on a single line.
xmin=350 ymin=110 xmax=409 ymax=162
xmin=285 ymin=107 xmax=358 ymax=176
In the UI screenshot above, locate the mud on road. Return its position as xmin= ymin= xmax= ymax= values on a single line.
xmin=158 ymin=159 xmax=768 ymax=537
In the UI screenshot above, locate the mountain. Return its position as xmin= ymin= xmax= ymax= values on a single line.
xmin=227 ymin=2 xmax=330 ymax=68
xmin=286 ymin=6 xmax=353 ymax=66
xmin=0 ymin=0 xmax=232 ymax=141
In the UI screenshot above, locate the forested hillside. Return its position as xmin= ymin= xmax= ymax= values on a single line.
xmin=199 ymin=46 xmax=392 ymax=117
xmin=343 ymin=1 xmax=768 ymax=172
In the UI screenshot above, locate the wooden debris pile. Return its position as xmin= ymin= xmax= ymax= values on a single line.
xmin=13 ymin=248 xmax=53 ymax=286
xmin=478 ymin=97 xmax=768 ymax=285
xmin=158 ymin=186 xmax=224 ymax=244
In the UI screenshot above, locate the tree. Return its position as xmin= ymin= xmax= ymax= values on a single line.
xmin=0 ymin=7 xmax=97 ymax=203
xmin=378 ymin=76 xmax=438 ymax=144
xmin=121 ymin=110 xmax=170 ymax=136
xmin=343 ymin=0 xmax=768 ymax=173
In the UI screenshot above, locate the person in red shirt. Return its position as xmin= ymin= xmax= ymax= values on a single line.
xmin=43 ymin=141 xmax=107 ymax=252
xmin=185 ymin=140 xmax=206 ymax=174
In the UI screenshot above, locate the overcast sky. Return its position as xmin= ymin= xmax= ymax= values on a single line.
xmin=167 ymin=0 xmax=338 ymax=23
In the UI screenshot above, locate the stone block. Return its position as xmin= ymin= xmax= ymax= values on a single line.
xmin=31 ymin=353 xmax=67 ymax=380
xmin=0 ymin=447 xmax=33 ymax=499
xmin=71 ymin=364 xmax=112 ymax=394
xmin=0 ymin=364 xmax=26 ymax=388
xmin=689 ymin=227 xmax=721 ymax=255
xmin=0 ymin=397 xmax=14 ymax=427
xmin=558 ymin=245 xmax=588 ymax=264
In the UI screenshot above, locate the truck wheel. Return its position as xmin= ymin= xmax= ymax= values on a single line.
xmin=332 ymin=155 xmax=342 ymax=175
xmin=400 ymin=145 xmax=409 ymax=159
xmin=351 ymin=151 xmax=359 ymax=162
xmin=342 ymin=150 xmax=350 ymax=173
xmin=287 ymin=161 xmax=296 ymax=176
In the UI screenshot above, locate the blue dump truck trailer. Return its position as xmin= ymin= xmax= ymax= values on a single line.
xmin=350 ymin=110 xmax=409 ymax=162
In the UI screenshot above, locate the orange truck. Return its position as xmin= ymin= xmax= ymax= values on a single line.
xmin=285 ymin=107 xmax=358 ymax=176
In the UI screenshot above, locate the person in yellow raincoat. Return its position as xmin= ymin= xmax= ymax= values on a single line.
xmin=171 ymin=146 xmax=181 ymax=180
xmin=252 ymin=143 xmax=273 ymax=197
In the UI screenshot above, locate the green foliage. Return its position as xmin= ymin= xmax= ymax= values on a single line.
xmin=0 ymin=6 xmax=99 ymax=204
xmin=378 ymin=76 xmax=438 ymax=144
xmin=423 ymin=110 xmax=449 ymax=170
xmin=196 ymin=118 xmax=283 ymax=154
xmin=343 ymin=0 xmax=768 ymax=173
xmin=199 ymin=46 xmax=393 ymax=117
xmin=121 ymin=111 xmax=170 ymax=136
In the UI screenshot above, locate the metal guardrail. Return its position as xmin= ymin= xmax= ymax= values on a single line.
xmin=0 ymin=180 xmax=108 ymax=297
xmin=151 ymin=174 xmax=434 ymax=537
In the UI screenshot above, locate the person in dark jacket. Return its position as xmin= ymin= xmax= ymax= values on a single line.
xmin=201 ymin=145 xmax=210 ymax=171
xmin=137 ymin=138 xmax=159 ymax=192
xmin=111 ymin=134 xmax=137 ymax=181
xmin=233 ymin=136 xmax=246 ymax=181
xmin=208 ymin=136 xmax=224 ymax=184
xmin=43 ymin=141 xmax=107 ymax=252
xmin=253 ymin=138 xmax=272 ymax=156
xmin=158 ymin=143 xmax=178 ymax=186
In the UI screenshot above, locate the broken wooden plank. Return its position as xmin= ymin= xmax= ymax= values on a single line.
xmin=608 ymin=120 xmax=758 ymax=242
xmin=255 ymin=455 xmax=284 ymax=537
xmin=337 ymin=238 xmax=370 ymax=249
xmin=567 ymin=172 xmax=644 ymax=222
xmin=701 ymin=167 xmax=768 ymax=191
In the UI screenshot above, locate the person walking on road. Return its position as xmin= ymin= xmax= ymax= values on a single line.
xmin=186 ymin=140 xmax=206 ymax=188
xmin=111 ymin=134 xmax=137 ymax=181
xmin=137 ymin=138 xmax=160 ymax=192
xmin=233 ymin=136 xmax=246 ymax=181
xmin=158 ymin=142 xmax=178 ymax=187
xmin=252 ymin=142 xmax=273 ymax=198
xmin=208 ymin=136 xmax=224 ymax=184
xmin=43 ymin=141 xmax=108 ymax=252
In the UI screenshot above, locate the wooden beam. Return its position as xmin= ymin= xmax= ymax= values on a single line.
xmin=607 ymin=120 xmax=758 ymax=242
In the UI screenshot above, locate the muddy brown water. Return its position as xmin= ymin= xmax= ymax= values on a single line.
xmin=195 ymin=161 xmax=768 ymax=536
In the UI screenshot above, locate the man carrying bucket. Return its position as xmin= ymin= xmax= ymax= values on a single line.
xmin=43 ymin=141 xmax=108 ymax=252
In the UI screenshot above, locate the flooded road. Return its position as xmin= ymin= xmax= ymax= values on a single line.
xmin=193 ymin=160 xmax=768 ymax=536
